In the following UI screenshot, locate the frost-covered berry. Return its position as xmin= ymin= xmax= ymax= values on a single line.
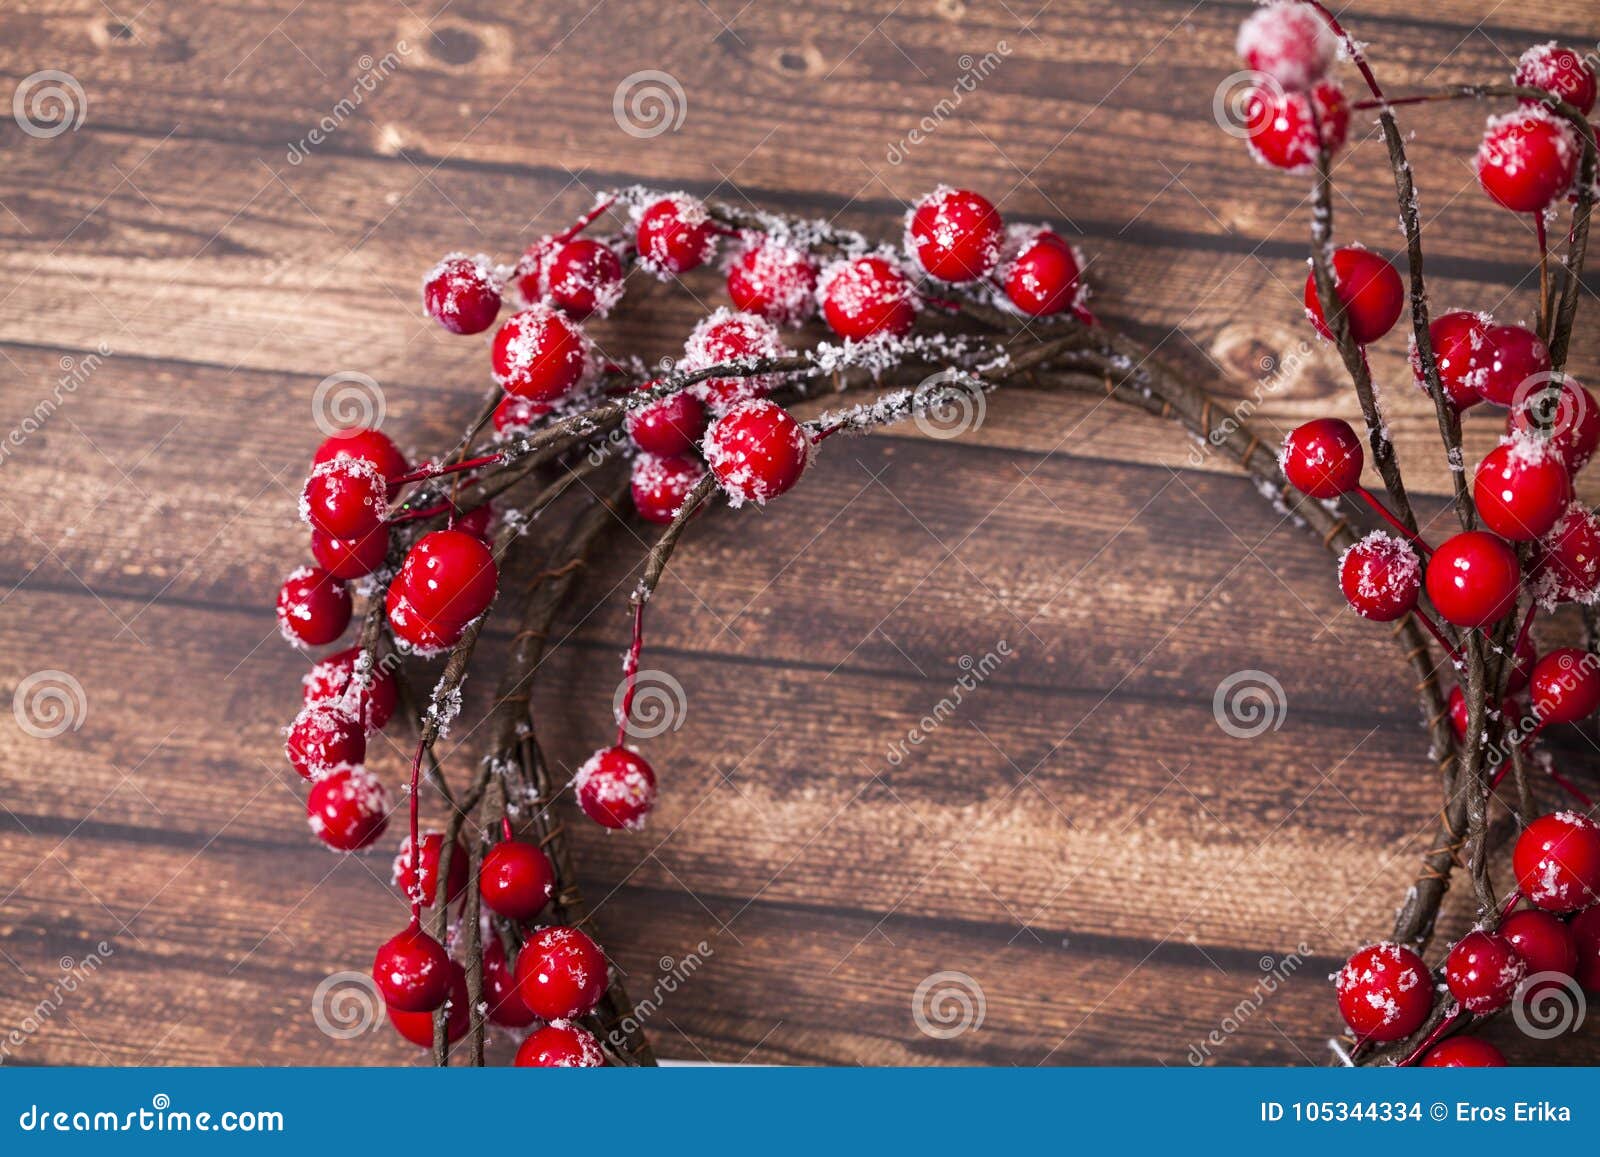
xmin=423 ymin=254 xmax=501 ymax=335
xmin=906 ymin=186 xmax=1003 ymax=283
xmin=1335 ymin=942 xmax=1432 ymax=1042
xmin=514 ymin=925 xmax=608 ymax=1020
xmin=627 ymin=385 xmax=707 ymax=457
xmin=1303 ymin=247 xmax=1403 ymax=345
xmin=372 ymin=924 xmax=451 ymax=1013
xmin=1236 ymin=1 xmax=1337 ymax=92
xmin=631 ymin=452 xmax=706 ymax=525
xmin=285 ymin=702 xmax=365 ymax=780
xmin=1279 ymin=418 xmax=1363 ymax=498
xmin=385 ymin=584 xmax=466 ymax=656
xmin=527 ymin=237 xmax=625 ymax=319
xmin=1337 ymin=532 xmax=1421 ymax=622
xmin=276 ymin=565 xmax=352 ymax=647
xmin=311 ymin=428 xmax=409 ymax=497
xmin=1411 ymin=310 xmax=1489 ymax=412
xmin=1514 ymin=42 xmax=1597 ymax=117
xmin=1507 ymin=378 xmax=1600 ymax=476
xmin=479 ymin=838 xmax=556 ymax=921
xmin=1472 ymin=436 xmax=1570 ymax=541
xmin=1531 ymin=503 xmax=1600 ymax=607
xmin=397 ymin=529 xmax=498 ymax=628
xmin=1446 ymin=930 xmax=1525 ymax=1013
xmin=1243 ymin=81 xmax=1349 ymax=172
xmin=492 ymin=393 xmax=552 ymax=436
xmin=818 ymin=255 xmax=919 ymax=341
xmin=703 ymin=399 xmax=810 ymax=506
xmin=306 ymin=765 xmax=388 ymax=850
xmin=1529 ymin=647 xmax=1600 ymax=725
xmin=682 ymin=308 xmax=787 ymax=412
xmin=389 ymin=960 xmax=468 ymax=1047
xmin=575 ymin=745 xmax=658 ymax=830
xmin=310 ymin=524 xmax=390 ymax=581
xmin=1476 ymin=108 xmax=1578 ymax=213
xmin=300 ymin=456 xmax=389 ymax=540
xmin=636 ymin=195 xmax=718 ymax=276
xmin=302 ymin=645 xmax=399 ymax=733
xmin=996 ymin=225 xmax=1084 ymax=317
xmin=514 ymin=1021 xmax=605 ymax=1067
xmin=726 ymin=238 xmax=819 ymax=325
xmin=1424 ymin=531 xmax=1521 ymax=628
xmin=393 ymin=831 xmax=468 ymax=908
xmin=491 ymin=306 xmax=589 ymax=402
xmin=1500 ymin=908 xmax=1578 ymax=981
xmin=1514 ymin=811 xmax=1600 ymax=911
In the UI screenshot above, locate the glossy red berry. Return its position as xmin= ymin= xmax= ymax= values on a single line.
xmin=373 ymin=924 xmax=451 ymax=1013
xmin=1476 ymin=324 xmax=1551 ymax=406
xmin=535 ymin=237 xmax=625 ymax=319
xmin=1279 ymin=418 xmax=1364 ymax=498
xmin=301 ymin=457 xmax=388 ymax=540
xmin=1570 ymin=905 xmax=1600 ymax=990
xmin=1243 ymin=81 xmax=1349 ymax=171
xmin=1514 ymin=811 xmax=1600 ymax=911
xmin=626 ymin=385 xmax=706 ymax=457
xmin=1515 ymin=43 xmax=1598 ymax=116
xmin=493 ymin=393 xmax=552 ymax=435
xmin=276 ymin=565 xmax=352 ymax=647
xmin=1420 ymin=1037 xmax=1507 ymax=1067
xmin=1236 ymin=1 xmax=1337 ymax=91
xmin=1500 ymin=908 xmax=1579 ymax=980
xmin=454 ymin=501 xmax=494 ymax=543
xmin=575 ymin=745 xmax=658 ymax=831
xmin=479 ymin=839 xmax=556 ymax=921
xmin=514 ymin=925 xmax=608 ymax=1020
xmin=1446 ymin=930 xmax=1525 ymax=1013
xmin=636 ymin=195 xmax=717 ymax=276
xmin=399 ymin=529 xmax=498 ymax=627
xmin=1335 ymin=942 xmax=1432 ymax=1043
xmin=703 ymin=399 xmax=810 ymax=506
xmin=393 ymin=831 xmax=468 ymax=908
xmin=423 ymin=254 xmax=501 ymax=335
xmin=726 ymin=239 xmax=818 ymax=326
xmin=1507 ymin=379 xmax=1600 ymax=476
xmin=1477 ymin=108 xmax=1578 ymax=213
xmin=312 ymin=428 xmax=409 ymax=497
xmin=906 ymin=186 xmax=1003 ymax=283
xmin=1412 ymin=310 xmax=1488 ymax=411
xmin=631 ymin=453 xmax=706 ymax=525
xmin=1529 ymin=647 xmax=1600 ymax=725
xmin=389 ymin=960 xmax=468 ymax=1047
xmin=491 ymin=306 xmax=588 ymax=403
xmin=1338 ymin=533 xmax=1421 ymax=622
xmin=1532 ymin=504 xmax=1600 ymax=606
xmin=819 ymin=255 xmax=919 ymax=341
xmin=996 ymin=226 xmax=1084 ymax=318
xmin=514 ymin=1021 xmax=605 ymax=1067
xmin=1425 ymin=531 xmax=1521 ymax=628
xmin=682 ymin=309 xmax=786 ymax=413
xmin=302 ymin=645 xmax=399 ymax=733
xmin=1447 ymin=685 xmax=1525 ymax=743
xmin=306 ymin=765 xmax=388 ymax=851
xmin=310 ymin=524 xmax=390 ymax=581
xmin=1304 ymin=247 xmax=1404 ymax=345
xmin=1472 ymin=437 xmax=1571 ymax=541
xmin=285 ymin=702 xmax=365 ymax=780
xmin=385 ymin=584 xmax=465 ymax=655
xmin=483 ymin=938 xmax=538 ymax=1027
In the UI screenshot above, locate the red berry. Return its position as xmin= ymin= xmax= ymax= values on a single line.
xmin=312 ymin=428 xmax=409 ymax=497
xmin=422 ymin=254 xmax=501 ymax=335
xmin=1412 ymin=310 xmax=1488 ymax=412
xmin=627 ymin=385 xmax=706 ymax=457
xmin=285 ymin=702 xmax=365 ymax=780
xmin=1571 ymin=905 xmax=1600 ymax=990
xmin=493 ymin=393 xmax=552 ymax=435
xmin=1475 ymin=324 xmax=1551 ymax=406
xmin=372 ymin=924 xmax=451 ymax=1013
xmin=514 ymin=1021 xmax=605 ymax=1067
xmin=1304 ymin=247 xmax=1404 ymax=345
xmin=1515 ymin=42 xmax=1598 ymax=116
xmin=1338 ymin=532 xmax=1421 ymax=622
xmin=389 ymin=960 xmax=468 ymax=1047
xmin=631 ymin=453 xmax=706 ymax=525
xmin=1334 ymin=942 xmax=1432 ymax=1043
xmin=636 ymin=195 xmax=717 ymax=276
xmin=483 ymin=938 xmax=538 ymax=1027
xmin=996 ymin=226 xmax=1084 ymax=318
xmin=1446 ymin=685 xmax=1525 ymax=742
xmin=535 ymin=237 xmax=625 ymax=319
xmin=1532 ymin=503 xmax=1600 ymax=606
xmin=818 ymin=255 xmax=919 ymax=341
xmin=310 ymin=524 xmax=390 ymax=580
xmin=301 ymin=457 xmax=388 ymax=540
xmin=385 ymin=584 xmax=466 ymax=655
xmin=1279 ymin=418 xmax=1364 ymax=498
xmin=514 ymin=925 xmax=608 ymax=1020
xmin=1477 ymin=108 xmax=1578 ymax=213
xmin=906 ymin=186 xmax=1003 ymax=283
xmin=575 ymin=745 xmax=658 ymax=831
xmin=1420 ymin=1037 xmax=1507 ymax=1067
xmin=1424 ymin=531 xmax=1521 ymax=628
xmin=1514 ymin=811 xmax=1600 ymax=911
xmin=1507 ymin=379 xmax=1600 ymax=476
xmin=1472 ymin=437 xmax=1571 ymax=541
xmin=393 ymin=831 xmax=468 ymax=908
xmin=454 ymin=501 xmax=494 ymax=543
xmin=1243 ymin=81 xmax=1349 ymax=171
xmin=399 ymin=529 xmax=498 ymax=627
xmin=1236 ymin=1 xmax=1337 ymax=91
xmin=682 ymin=309 xmax=786 ymax=413
xmin=726 ymin=239 xmax=818 ymax=325
xmin=1501 ymin=908 xmax=1579 ymax=980
xmin=491 ymin=306 xmax=588 ymax=403
xmin=1529 ymin=647 xmax=1600 ymax=725
xmin=306 ymin=765 xmax=388 ymax=851
xmin=302 ymin=645 xmax=399 ymax=733
xmin=276 ymin=565 xmax=353 ymax=647
xmin=1446 ymin=930 xmax=1525 ymax=1013
xmin=479 ymin=838 xmax=556 ymax=921
xmin=702 ymin=399 xmax=810 ymax=506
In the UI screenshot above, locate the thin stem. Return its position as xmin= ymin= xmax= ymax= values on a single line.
xmin=1396 ymin=1004 xmax=1463 ymax=1067
xmin=1353 ymin=487 xmax=1432 ymax=554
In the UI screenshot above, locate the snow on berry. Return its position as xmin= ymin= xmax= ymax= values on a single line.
xmin=1336 ymin=531 xmax=1421 ymax=621
xmin=523 ymin=237 xmax=626 ymax=319
xmin=631 ymin=452 xmax=706 ymax=525
xmin=905 ymin=186 xmax=1004 ymax=283
xmin=491 ymin=305 xmax=590 ymax=403
xmin=422 ymin=253 xmax=502 ymax=335
xmin=1531 ymin=501 xmax=1600 ymax=608
xmin=635 ymin=194 xmax=718 ymax=276
xmin=681 ymin=307 xmax=788 ymax=412
xmin=702 ymin=399 xmax=811 ymax=507
xmin=1236 ymin=1 xmax=1338 ymax=92
xmin=300 ymin=455 xmax=389 ymax=540
xmin=1514 ymin=41 xmax=1597 ymax=117
xmin=306 ymin=765 xmax=389 ymax=851
xmin=995 ymin=224 xmax=1086 ymax=318
xmin=1243 ymin=81 xmax=1349 ymax=172
xmin=275 ymin=564 xmax=352 ymax=647
xmin=725 ymin=236 xmax=819 ymax=325
xmin=574 ymin=745 xmax=658 ymax=830
xmin=284 ymin=702 xmax=366 ymax=780
xmin=818 ymin=253 xmax=920 ymax=341
xmin=1334 ymin=941 xmax=1431 ymax=1042
xmin=1476 ymin=106 xmax=1579 ymax=213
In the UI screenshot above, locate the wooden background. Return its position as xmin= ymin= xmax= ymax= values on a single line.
xmin=1 ymin=0 xmax=1597 ymax=1066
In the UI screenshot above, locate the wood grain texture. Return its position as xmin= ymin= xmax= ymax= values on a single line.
xmin=0 ymin=0 xmax=1596 ymax=1066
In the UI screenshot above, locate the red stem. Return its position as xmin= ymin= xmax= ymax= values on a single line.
xmin=392 ymin=453 xmax=506 ymax=488
xmin=1354 ymin=486 xmax=1433 ymax=554
xmin=1302 ymin=2 xmax=1388 ymax=104
xmin=615 ymin=601 xmax=646 ymax=749
xmin=553 ymin=196 xmax=616 ymax=245
xmin=407 ymin=738 xmax=425 ymax=924
xmin=1396 ymin=1004 xmax=1462 ymax=1067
